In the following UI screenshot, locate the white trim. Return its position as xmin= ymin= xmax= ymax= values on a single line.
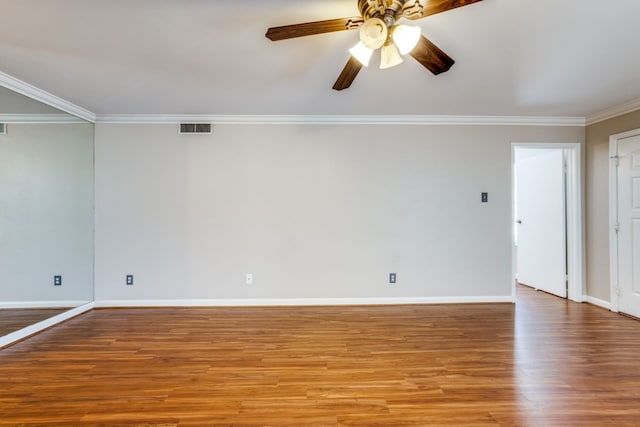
xmin=0 ymin=300 xmax=90 ymax=309
xmin=95 ymin=295 xmax=514 ymax=308
xmin=565 ymin=144 xmax=585 ymax=303
xmin=96 ymin=114 xmax=586 ymax=127
xmin=608 ymin=128 xmax=640 ymax=313
xmin=0 ymin=302 xmax=95 ymax=349
xmin=587 ymin=97 xmax=640 ymax=126
xmin=511 ymin=142 xmax=585 ymax=303
xmin=610 ymin=134 xmax=621 ymax=312
xmin=0 ymin=71 xmax=96 ymax=123
xmin=0 ymin=114 xmax=86 ymax=123
xmin=584 ymin=295 xmax=611 ymax=310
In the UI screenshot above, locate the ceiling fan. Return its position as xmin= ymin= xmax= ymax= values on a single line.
xmin=266 ymin=0 xmax=484 ymax=90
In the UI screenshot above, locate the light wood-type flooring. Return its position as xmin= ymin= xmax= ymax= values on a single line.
xmin=1 ymin=286 xmax=639 ymax=426
xmin=0 ymin=308 xmax=69 ymax=337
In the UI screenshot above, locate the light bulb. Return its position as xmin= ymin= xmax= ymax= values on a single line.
xmin=392 ymin=25 xmax=422 ymax=55
xmin=349 ymin=42 xmax=374 ymax=67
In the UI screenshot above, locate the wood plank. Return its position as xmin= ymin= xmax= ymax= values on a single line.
xmin=421 ymin=0 xmax=485 ymax=19
xmin=409 ymin=35 xmax=455 ymax=75
xmin=333 ymin=56 xmax=363 ymax=91
xmin=266 ymin=17 xmax=363 ymax=41
xmin=0 ymin=308 xmax=69 ymax=336
xmin=0 ymin=286 xmax=639 ymax=425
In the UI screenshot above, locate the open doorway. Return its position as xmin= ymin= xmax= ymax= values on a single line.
xmin=511 ymin=143 xmax=584 ymax=303
xmin=514 ymin=148 xmax=566 ymax=298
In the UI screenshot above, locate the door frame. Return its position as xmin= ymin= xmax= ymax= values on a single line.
xmin=511 ymin=142 xmax=584 ymax=303
xmin=609 ymin=128 xmax=640 ymax=312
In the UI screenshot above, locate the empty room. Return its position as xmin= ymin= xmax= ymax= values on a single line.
xmin=1 ymin=0 xmax=640 ymax=425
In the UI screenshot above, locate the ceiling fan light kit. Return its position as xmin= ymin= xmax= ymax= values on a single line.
xmin=349 ymin=42 xmax=374 ymax=67
xmin=265 ymin=0 xmax=485 ymax=90
xmin=359 ymin=18 xmax=388 ymax=49
xmin=392 ymin=24 xmax=422 ymax=55
xmin=380 ymin=41 xmax=404 ymax=69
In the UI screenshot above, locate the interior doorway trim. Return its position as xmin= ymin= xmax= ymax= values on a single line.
xmin=609 ymin=128 xmax=640 ymax=312
xmin=511 ymin=142 xmax=584 ymax=303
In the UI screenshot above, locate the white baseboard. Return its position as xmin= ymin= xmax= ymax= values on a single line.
xmin=583 ymin=295 xmax=611 ymax=310
xmin=94 ymin=295 xmax=514 ymax=308
xmin=0 ymin=300 xmax=90 ymax=309
xmin=0 ymin=302 xmax=95 ymax=349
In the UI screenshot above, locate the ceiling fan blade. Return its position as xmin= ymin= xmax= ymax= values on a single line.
xmin=332 ymin=56 xmax=363 ymax=91
xmin=407 ymin=0 xmax=484 ymax=19
xmin=266 ymin=17 xmax=364 ymax=41
xmin=409 ymin=35 xmax=455 ymax=75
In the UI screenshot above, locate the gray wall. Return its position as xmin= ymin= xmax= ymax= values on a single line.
xmin=94 ymin=123 xmax=583 ymax=303
xmin=0 ymin=123 xmax=94 ymax=304
xmin=0 ymin=86 xmax=67 ymax=115
xmin=586 ymin=110 xmax=640 ymax=302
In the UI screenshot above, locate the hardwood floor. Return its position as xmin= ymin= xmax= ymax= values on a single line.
xmin=0 ymin=308 xmax=69 ymax=337
xmin=1 ymin=286 xmax=639 ymax=426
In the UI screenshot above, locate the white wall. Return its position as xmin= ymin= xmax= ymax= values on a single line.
xmin=0 ymin=123 xmax=94 ymax=304
xmin=94 ymin=123 xmax=583 ymax=303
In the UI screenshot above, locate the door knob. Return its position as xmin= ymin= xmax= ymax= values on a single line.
xmin=516 ymin=220 xmax=522 ymax=224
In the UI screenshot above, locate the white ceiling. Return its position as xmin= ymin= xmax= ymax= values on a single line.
xmin=1 ymin=0 xmax=639 ymax=118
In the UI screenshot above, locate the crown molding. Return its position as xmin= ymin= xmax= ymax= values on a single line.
xmin=0 ymin=114 xmax=87 ymax=123
xmin=0 ymin=71 xmax=96 ymax=123
xmin=586 ymin=97 xmax=640 ymax=126
xmin=96 ymin=114 xmax=586 ymax=127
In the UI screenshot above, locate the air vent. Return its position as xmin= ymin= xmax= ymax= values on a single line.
xmin=179 ymin=123 xmax=212 ymax=134
xmin=0 ymin=123 xmax=6 ymax=135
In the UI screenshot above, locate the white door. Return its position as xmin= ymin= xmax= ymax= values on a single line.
xmin=616 ymin=135 xmax=640 ymax=318
xmin=515 ymin=148 xmax=567 ymax=298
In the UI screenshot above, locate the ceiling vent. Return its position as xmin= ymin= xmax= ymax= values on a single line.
xmin=179 ymin=123 xmax=212 ymax=134
xmin=0 ymin=123 xmax=6 ymax=135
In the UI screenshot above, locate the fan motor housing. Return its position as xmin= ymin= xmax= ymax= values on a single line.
xmin=358 ymin=0 xmax=423 ymax=22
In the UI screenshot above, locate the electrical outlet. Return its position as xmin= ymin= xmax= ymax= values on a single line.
xmin=389 ymin=273 xmax=397 ymax=284
xmin=246 ymin=273 xmax=253 ymax=285
xmin=126 ymin=275 xmax=134 ymax=285
xmin=54 ymin=275 xmax=62 ymax=286
xmin=481 ymin=192 xmax=488 ymax=203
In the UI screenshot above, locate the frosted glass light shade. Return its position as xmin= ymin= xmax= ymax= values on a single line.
xmin=349 ymin=42 xmax=374 ymax=67
xmin=392 ymin=25 xmax=421 ymax=55
xmin=380 ymin=42 xmax=403 ymax=69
